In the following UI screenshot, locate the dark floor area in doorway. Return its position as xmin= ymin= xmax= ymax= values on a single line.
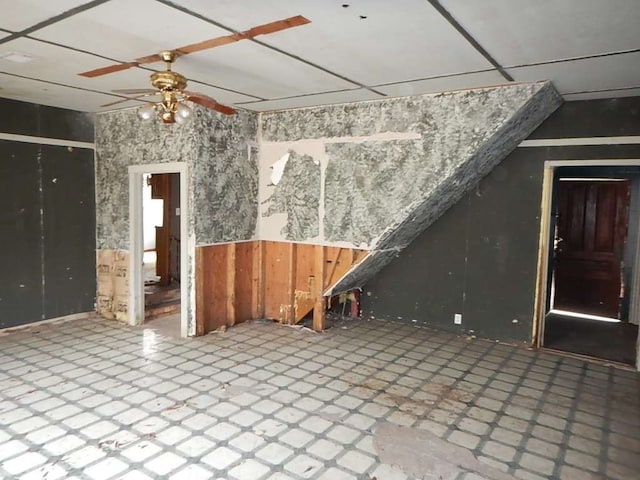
xmin=544 ymin=312 xmax=638 ymax=365
xmin=144 ymin=281 xmax=180 ymax=319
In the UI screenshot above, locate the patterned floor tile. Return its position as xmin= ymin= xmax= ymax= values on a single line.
xmin=0 ymin=316 xmax=639 ymax=480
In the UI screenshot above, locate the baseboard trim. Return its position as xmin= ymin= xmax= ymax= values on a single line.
xmin=0 ymin=311 xmax=95 ymax=335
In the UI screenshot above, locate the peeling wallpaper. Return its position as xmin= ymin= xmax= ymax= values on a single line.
xmin=95 ymin=107 xmax=258 ymax=249
xmin=262 ymin=151 xmax=320 ymax=241
xmin=259 ymin=82 xmax=562 ymax=292
xmin=95 ymin=81 xmax=561 ymax=311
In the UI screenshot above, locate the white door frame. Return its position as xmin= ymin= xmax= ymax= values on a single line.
xmin=534 ymin=159 xmax=640 ymax=370
xmin=128 ymin=162 xmax=190 ymax=337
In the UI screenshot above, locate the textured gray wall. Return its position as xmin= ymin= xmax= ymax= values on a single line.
xmin=95 ymin=110 xmax=196 ymax=250
xmin=259 ymin=82 xmax=562 ymax=291
xmin=192 ymin=110 xmax=258 ymax=244
xmin=95 ymin=107 xmax=258 ymax=249
xmin=324 ymin=140 xmax=425 ymax=245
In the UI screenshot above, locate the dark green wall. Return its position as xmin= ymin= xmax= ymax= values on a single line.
xmin=0 ymin=99 xmax=95 ymax=328
xmin=362 ymin=97 xmax=640 ymax=344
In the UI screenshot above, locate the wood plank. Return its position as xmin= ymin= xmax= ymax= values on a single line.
xmin=209 ymin=245 xmax=229 ymax=332
xmin=195 ymin=246 xmax=206 ymax=336
xmin=226 ymin=243 xmax=236 ymax=326
xmin=293 ymin=244 xmax=315 ymax=323
xmin=286 ymin=242 xmax=296 ymax=324
xmin=313 ymin=244 xmax=326 ymax=331
xmin=323 ymin=246 xmax=342 ymax=289
xmin=235 ymin=241 xmax=255 ymax=323
xmin=252 ymin=241 xmax=264 ymax=319
xmin=263 ymin=241 xmax=291 ymax=321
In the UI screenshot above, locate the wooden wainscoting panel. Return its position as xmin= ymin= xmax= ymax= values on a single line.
xmin=294 ymin=244 xmax=316 ymax=324
xmin=195 ymin=246 xmax=213 ymax=335
xmin=251 ymin=240 xmax=264 ymax=319
xmin=234 ymin=241 xmax=255 ymax=324
xmin=263 ymin=241 xmax=293 ymax=323
xmin=313 ymin=244 xmax=326 ymax=331
xmin=195 ymin=240 xmax=367 ymax=335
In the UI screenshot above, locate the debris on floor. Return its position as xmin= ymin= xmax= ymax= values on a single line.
xmin=373 ymin=422 xmax=516 ymax=480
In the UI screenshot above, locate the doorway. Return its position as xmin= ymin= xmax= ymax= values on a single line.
xmin=129 ymin=163 xmax=190 ymax=337
xmin=142 ymin=173 xmax=181 ymax=334
xmin=537 ymin=163 xmax=640 ymax=367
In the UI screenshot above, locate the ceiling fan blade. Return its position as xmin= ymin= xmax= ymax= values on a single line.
xmin=79 ymin=62 xmax=138 ymax=78
xmin=135 ymin=53 xmax=163 ymax=64
xmin=245 ymin=15 xmax=311 ymax=37
xmin=80 ymin=15 xmax=310 ymax=77
xmin=111 ymin=88 xmax=158 ymax=95
xmin=185 ymin=92 xmax=236 ymax=115
xmin=100 ymin=95 xmax=147 ymax=108
xmin=176 ymin=15 xmax=310 ymax=55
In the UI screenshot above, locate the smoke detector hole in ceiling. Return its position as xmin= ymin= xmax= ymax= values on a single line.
xmin=0 ymin=51 xmax=36 ymax=63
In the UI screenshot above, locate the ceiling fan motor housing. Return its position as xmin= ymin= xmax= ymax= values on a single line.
xmin=150 ymin=70 xmax=187 ymax=91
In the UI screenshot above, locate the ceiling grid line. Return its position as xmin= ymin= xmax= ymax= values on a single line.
xmin=0 ymin=0 xmax=112 ymax=45
xmin=0 ymin=70 xmax=131 ymax=98
xmin=153 ymin=0 xmax=387 ymax=97
xmin=1 ymin=1 xmax=637 ymax=111
xmin=426 ymin=0 xmax=514 ymax=82
xmin=505 ymin=48 xmax=640 ymax=70
xmin=235 ymin=68 xmax=505 ymax=106
xmin=20 ymin=36 xmax=266 ymax=102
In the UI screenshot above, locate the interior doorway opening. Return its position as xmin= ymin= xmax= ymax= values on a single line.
xmin=142 ymin=173 xmax=181 ymax=336
xmin=129 ymin=163 xmax=190 ymax=337
xmin=538 ymin=164 xmax=640 ymax=367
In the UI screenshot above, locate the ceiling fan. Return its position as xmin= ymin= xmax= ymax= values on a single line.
xmin=100 ymin=50 xmax=235 ymax=123
xmin=83 ymin=15 xmax=311 ymax=123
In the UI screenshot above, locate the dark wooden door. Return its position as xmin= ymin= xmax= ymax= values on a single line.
xmin=149 ymin=174 xmax=171 ymax=286
xmin=553 ymin=180 xmax=630 ymax=318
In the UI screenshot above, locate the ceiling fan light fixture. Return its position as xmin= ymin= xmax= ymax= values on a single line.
xmin=161 ymin=110 xmax=175 ymax=123
xmin=174 ymin=101 xmax=192 ymax=124
xmin=137 ymin=103 xmax=156 ymax=122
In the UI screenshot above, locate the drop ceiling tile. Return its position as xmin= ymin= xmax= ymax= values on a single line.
xmin=169 ymin=80 xmax=259 ymax=105
xmin=375 ymin=70 xmax=507 ymax=97
xmin=30 ymin=0 xmax=231 ymax=62
xmin=441 ymin=0 xmax=640 ymax=66
xmin=173 ymin=43 xmax=357 ymax=99
xmin=506 ymin=52 xmax=640 ymax=96
xmin=0 ymin=72 xmax=122 ymax=112
xmin=0 ymin=37 xmax=152 ymax=91
xmin=0 ymin=0 xmax=91 ymax=31
xmin=564 ymin=87 xmax=640 ymax=101
xmin=0 ymin=37 xmax=261 ymax=112
xmin=238 ymin=88 xmax=383 ymax=112
xmin=179 ymin=0 xmax=493 ymax=85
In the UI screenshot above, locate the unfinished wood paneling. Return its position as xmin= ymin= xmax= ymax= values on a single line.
xmin=235 ymin=241 xmax=255 ymax=323
xmin=263 ymin=241 xmax=294 ymax=322
xmin=313 ymin=245 xmax=326 ymax=331
xmin=195 ymin=240 xmax=365 ymax=334
xmin=294 ymin=245 xmax=315 ymax=325
xmin=195 ymin=247 xmax=210 ymax=336
xmin=195 ymin=244 xmax=231 ymax=333
xmin=251 ymin=241 xmax=264 ymax=319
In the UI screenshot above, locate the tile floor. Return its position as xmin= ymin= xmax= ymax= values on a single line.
xmin=0 ymin=316 xmax=639 ymax=480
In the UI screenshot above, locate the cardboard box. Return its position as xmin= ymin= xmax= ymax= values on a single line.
xmin=97 ymin=294 xmax=114 ymax=319
xmin=113 ymin=294 xmax=129 ymax=322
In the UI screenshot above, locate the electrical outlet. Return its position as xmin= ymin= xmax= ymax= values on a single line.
xmin=454 ymin=313 xmax=462 ymax=325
